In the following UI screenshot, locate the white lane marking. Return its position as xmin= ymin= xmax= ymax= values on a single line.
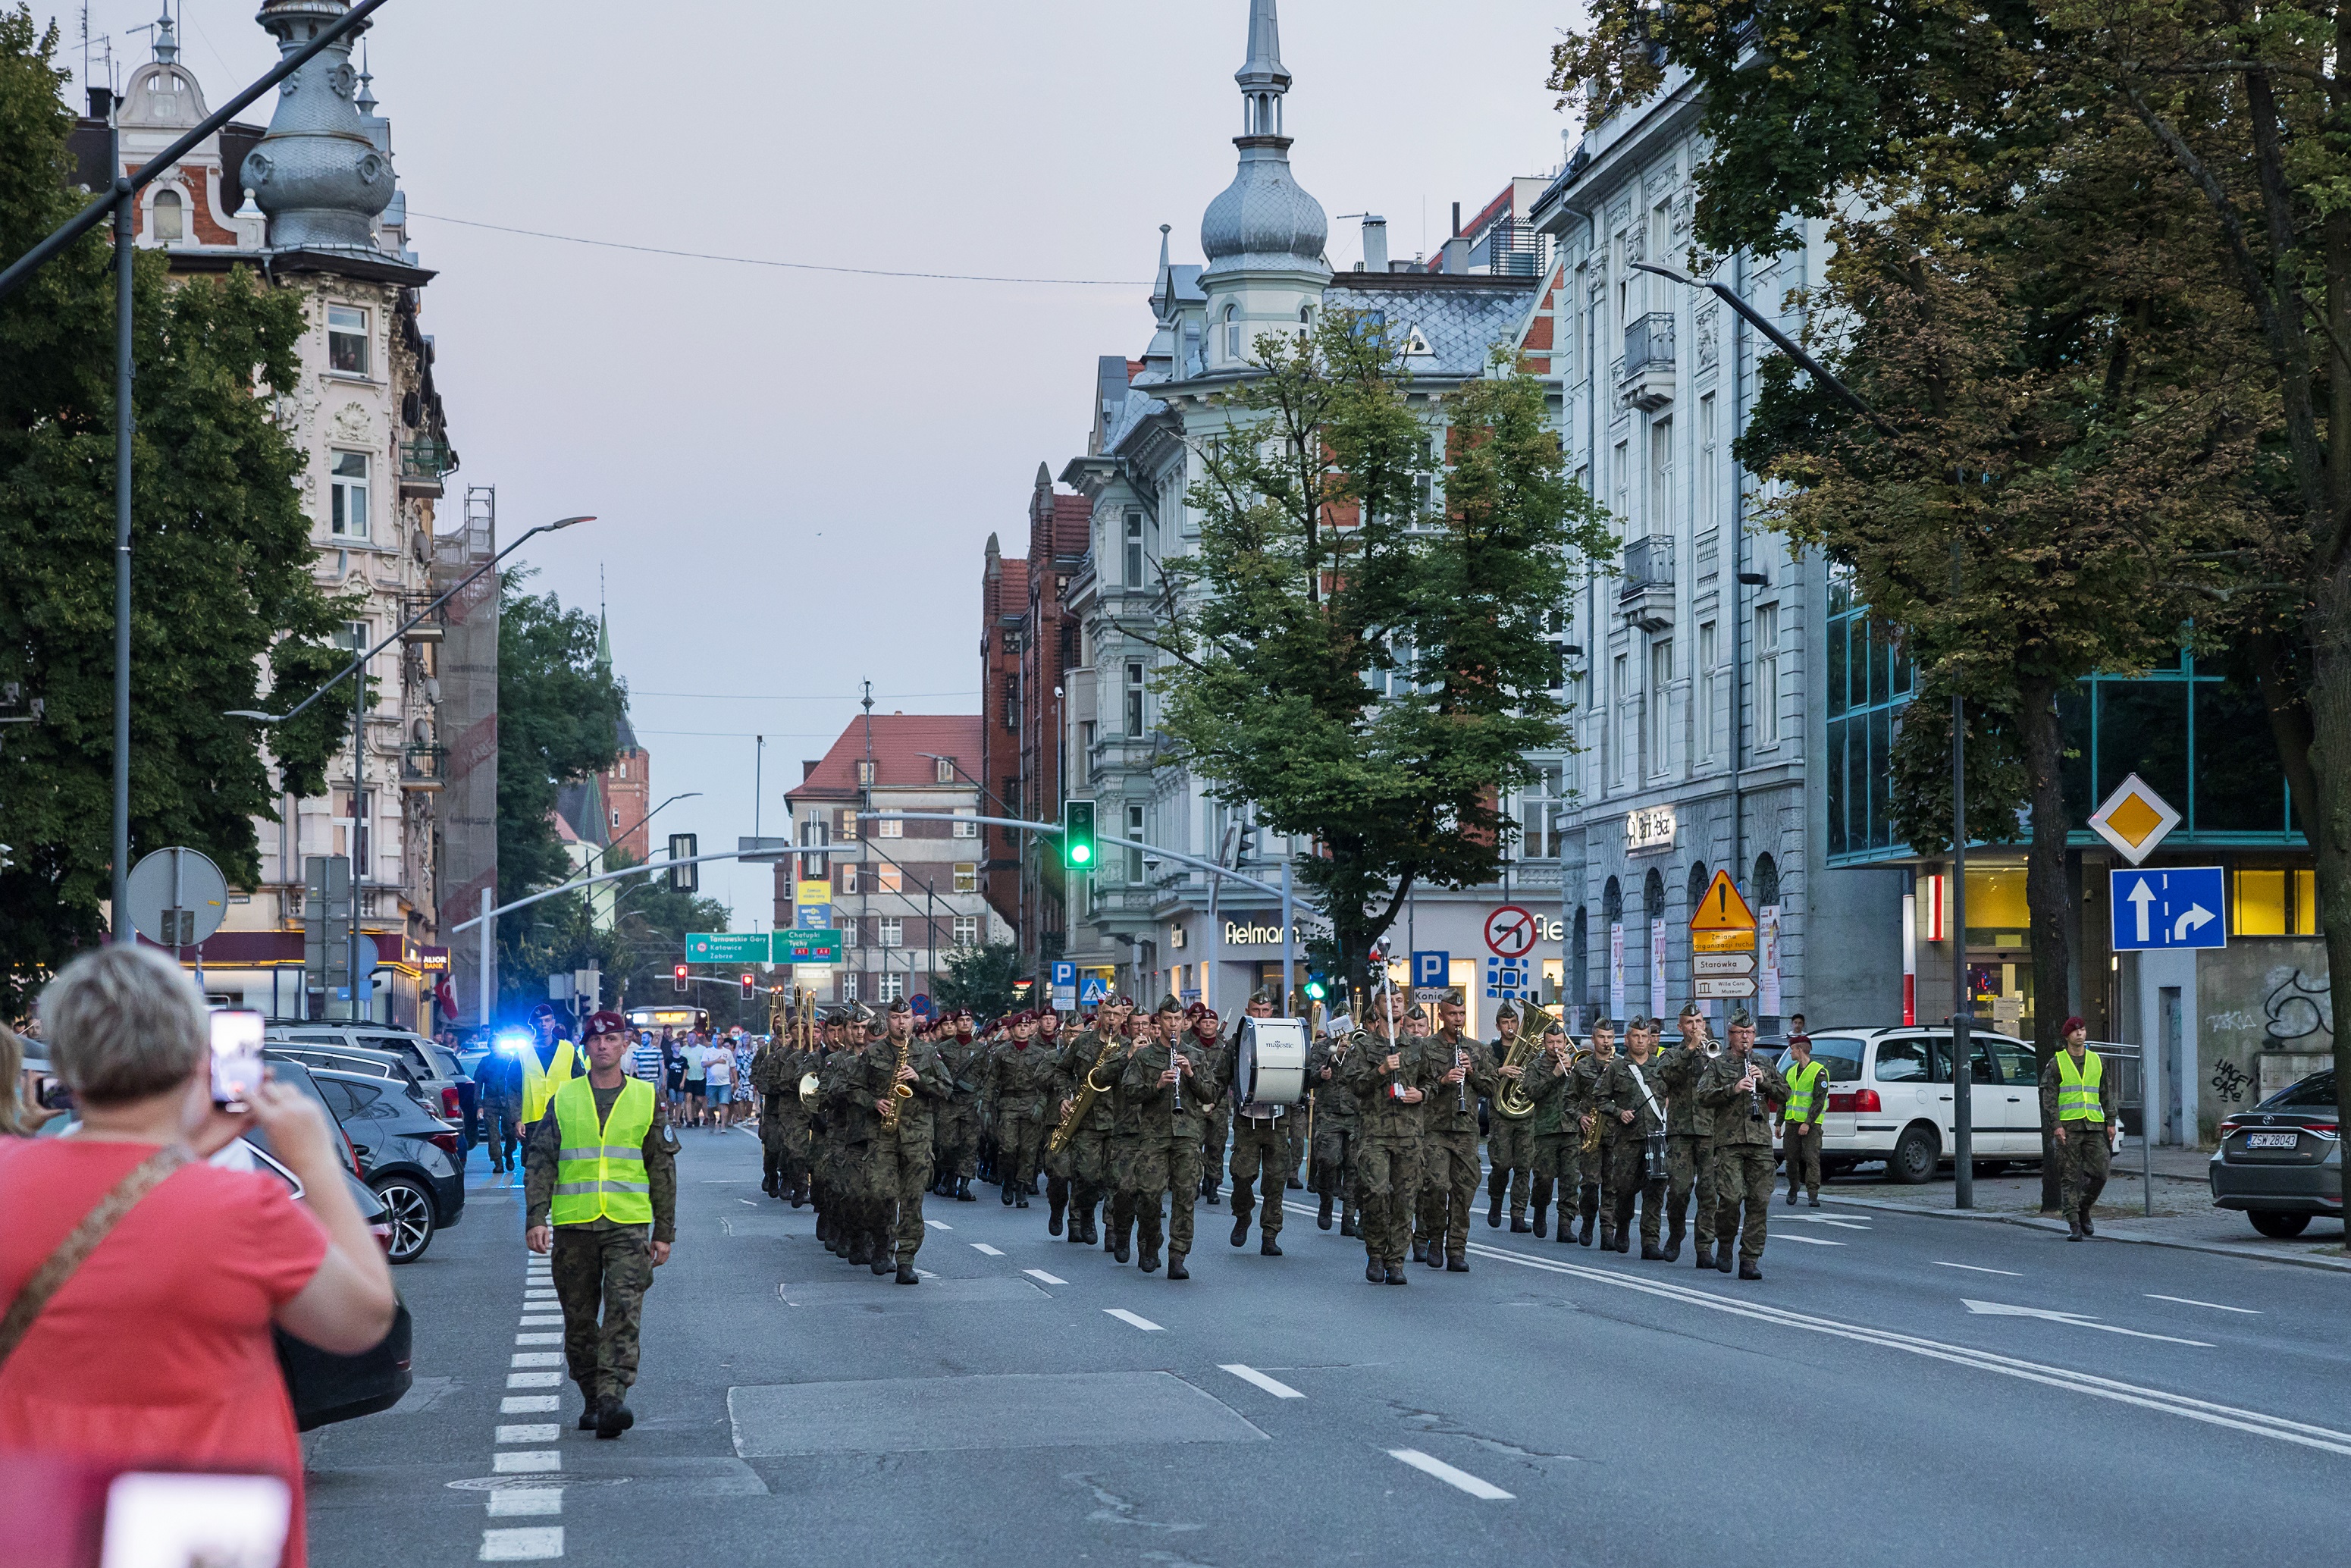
xmin=509 ymin=1352 xmax=564 ymax=1369
xmin=738 ymin=1199 xmax=757 ymax=1206
xmin=492 ymin=1450 xmax=562 ymax=1474
xmin=972 ymin=1243 xmax=1006 ymax=1256
xmin=1934 ymin=1261 xmax=2023 ymax=1277
xmin=1776 ymin=1214 xmax=1872 ymax=1231
xmin=1389 ymin=1448 xmax=1513 ymax=1500
xmin=1023 ymin=1269 xmax=1069 ymax=1286
xmin=525 ymin=1290 xmax=557 ymax=1300
xmin=520 ymin=1313 xmax=563 ymax=1325
xmin=1105 ymin=1308 xmax=1164 ymax=1332
xmin=1456 ymin=1237 xmax=2351 ymax=1460
xmin=1772 ymin=1234 xmax=1845 ymax=1246
xmin=1963 ymin=1298 xmax=2214 ymax=1347
xmin=479 ymin=1526 xmax=564 ymax=1560
xmin=2149 ymin=1294 xmax=2262 ymax=1316
xmin=917 ymin=1269 xmax=939 ymax=1278
xmin=500 ymin=1396 xmax=560 ymax=1415
xmin=487 ymin=1490 xmax=562 ymax=1518
xmin=926 ymin=1220 xmax=953 ymax=1231
xmin=1220 ymin=1363 xmax=1305 ymax=1400
xmin=496 ymin=1424 xmax=560 ymax=1444
xmin=515 ymin=1334 xmax=563 ymax=1347
xmin=506 ymin=1372 xmax=562 ymax=1389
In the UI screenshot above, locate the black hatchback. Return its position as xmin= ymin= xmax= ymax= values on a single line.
xmin=2211 ymin=1069 xmax=2344 ymax=1237
xmin=307 ymin=1065 xmax=466 ymax=1262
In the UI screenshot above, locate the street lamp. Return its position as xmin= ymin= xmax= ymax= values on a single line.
xmin=229 ymin=515 xmax=594 ymax=1021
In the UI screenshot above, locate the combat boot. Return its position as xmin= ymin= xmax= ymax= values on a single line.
xmin=1447 ymin=1255 xmax=1469 ymax=1273
xmin=1001 ymin=1180 xmax=1014 ymax=1206
xmin=957 ymin=1176 xmax=974 ymax=1201
xmin=1049 ymin=1178 xmax=1067 ymax=1236
xmin=870 ymin=1235 xmax=893 ymax=1276
xmin=1487 ymin=1169 xmax=1507 ymax=1228
xmin=1664 ymin=1215 xmax=1686 ymax=1264
xmin=1384 ymin=1264 xmax=1409 ymax=1285
xmin=1167 ymin=1252 xmax=1190 ymax=1280
xmin=1230 ymin=1204 xmax=1250 ymax=1247
xmin=1530 ymin=1180 xmax=1551 ymax=1239
xmin=578 ymin=1390 xmax=601 ymax=1432
xmin=1317 ymin=1193 xmax=1334 ymax=1230
xmin=1411 ymin=1237 xmax=1429 ymax=1264
xmin=1366 ymin=1258 xmax=1385 ymax=1284
xmin=1260 ymin=1234 xmax=1282 ymax=1257
xmin=895 ymin=1262 xmax=919 ymax=1285
xmin=1641 ymin=1240 xmax=1667 ymax=1261
xmin=1738 ymin=1259 xmax=1763 ymax=1281
xmin=846 ymin=1231 xmax=871 ymax=1266
xmin=1015 ymin=1181 xmax=1030 ymax=1209
xmin=1597 ymin=1220 xmax=1617 ymax=1253
xmin=594 ymin=1398 xmax=627 ymax=1441
xmin=1715 ymin=1240 xmax=1734 ymax=1274
xmin=1340 ymin=1209 xmax=1359 ymax=1239
xmin=1139 ymin=1218 xmax=1164 ymax=1274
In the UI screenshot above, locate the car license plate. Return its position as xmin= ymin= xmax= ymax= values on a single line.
xmin=2246 ymin=1132 xmax=2299 ymax=1149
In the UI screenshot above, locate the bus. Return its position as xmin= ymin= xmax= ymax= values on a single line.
xmin=627 ymin=1005 xmax=709 ymax=1036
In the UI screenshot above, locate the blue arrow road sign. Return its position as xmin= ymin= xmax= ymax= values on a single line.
xmin=1412 ymin=950 xmax=1450 ymax=989
xmin=2110 ymin=867 xmax=2227 ymax=952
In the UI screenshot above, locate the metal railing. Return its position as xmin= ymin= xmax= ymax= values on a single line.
xmin=1619 ymin=534 xmax=1674 ymax=597
xmin=1624 ymin=311 xmax=1675 ymax=374
xmin=400 ymin=438 xmax=459 ymax=481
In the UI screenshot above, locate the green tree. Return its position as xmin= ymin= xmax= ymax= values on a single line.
xmin=0 ymin=8 xmax=343 ymax=1013
xmin=934 ymin=940 xmax=1023 ymax=1020
xmin=496 ymin=569 xmax=626 ymax=902
xmin=1155 ymin=314 xmax=1613 ymax=1000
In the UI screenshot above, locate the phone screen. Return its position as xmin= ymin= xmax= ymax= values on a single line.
xmin=209 ymin=1010 xmax=266 ymax=1110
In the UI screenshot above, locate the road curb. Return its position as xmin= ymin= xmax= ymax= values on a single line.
xmin=1823 ymin=1193 xmax=2351 ymax=1274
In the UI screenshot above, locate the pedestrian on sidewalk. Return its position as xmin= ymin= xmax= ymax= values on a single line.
xmin=2042 ymin=1018 xmax=2118 ymax=1240
xmin=1779 ymin=1026 xmax=1827 ymax=1207
xmin=525 ymin=1010 xmax=676 ymax=1439
xmin=701 ymin=1035 xmax=736 ymax=1129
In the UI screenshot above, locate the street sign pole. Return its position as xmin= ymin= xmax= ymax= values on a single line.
xmin=1953 ymin=709 xmax=1973 ymax=1212
xmin=1281 ymin=858 xmax=1295 ymax=1018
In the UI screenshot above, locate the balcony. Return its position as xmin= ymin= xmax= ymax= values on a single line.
xmin=1618 ymin=312 xmax=1676 ymax=411
xmin=400 ymin=745 xmax=447 ymax=794
xmin=1619 ymin=534 xmax=1674 ymax=632
xmin=399 ymin=438 xmax=459 ymax=499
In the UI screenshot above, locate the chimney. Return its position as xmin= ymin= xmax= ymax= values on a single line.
xmin=88 ymin=87 xmax=114 ymax=122
xmin=1452 ymin=201 xmax=1463 ymax=237
xmin=1361 ymin=215 xmax=1389 ymax=274
xmin=1442 ymin=235 xmax=1471 ymax=274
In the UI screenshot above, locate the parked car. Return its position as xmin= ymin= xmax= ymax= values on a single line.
xmin=266 ymin=1039 xmax=432 ymax=1105
xmin=306 ymin=1065 xmax=465 ymax=1263
xmin=1800 ymin=1026 xmax=2049 ymax=1184
xmin=267 ymin=1023 xmax=467 ymax=1124
xmin=2210 ymin=1068 xmax=2343 ymax=1237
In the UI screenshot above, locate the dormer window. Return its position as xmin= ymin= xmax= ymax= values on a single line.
xmin=1224 ymin=303 xmax=1241 ymax=362
xmin=152 ymin=189 xmax=183 ymax=244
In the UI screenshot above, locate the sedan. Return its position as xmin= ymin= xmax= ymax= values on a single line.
xmin=306 ymin=1065 xmax=466 ymax=1263
xmin=2211 ymin=1069 xmax=2343 ymax=1237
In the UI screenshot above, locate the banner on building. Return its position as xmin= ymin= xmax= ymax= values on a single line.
xmin=1648 ymin=918 xmax=1668 ymax=1021
xmin=1759 ymin=905 xmax=1782 ymax=1017
xmin=1608 ymin=921 xmax=1625 ymax=1018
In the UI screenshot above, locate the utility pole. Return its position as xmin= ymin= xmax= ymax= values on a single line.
xmin=109 ymin=98 xmax=132 ymax=939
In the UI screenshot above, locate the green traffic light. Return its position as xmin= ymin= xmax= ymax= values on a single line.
xmin=1070 ymin=844 xmax=1092 ymax=865
xmin=1061 ymin=799 xmax=1097 ymax=870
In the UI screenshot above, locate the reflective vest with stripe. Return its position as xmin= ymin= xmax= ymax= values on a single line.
xmin=2055 ymin=1049 xmax=2105 ymax=1123
xmin=520 ymin=1039 xmax=578 ymax=1124
xmin=549 ymin=1075 xmax=656 ymax=1226
xmin=1784 ymin=1059 xmax=1826 ymax=1123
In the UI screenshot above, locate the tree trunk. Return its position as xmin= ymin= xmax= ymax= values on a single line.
xmin=2305 ymin=579 xmax=2351 ymax=1254
xmin=2018 ymin=675 xmax=2073 ymax=1213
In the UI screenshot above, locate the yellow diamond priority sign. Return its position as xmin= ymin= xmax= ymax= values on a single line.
xmin=2088 ymin=773 xmax=2181 ymax=867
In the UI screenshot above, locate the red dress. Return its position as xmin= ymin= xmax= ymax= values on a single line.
xmin=0 ymin=1138 xmax=329 ymax=1566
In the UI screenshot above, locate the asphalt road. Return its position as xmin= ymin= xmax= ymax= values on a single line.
xmin=307 ymin=1127 xmax=2350 ymax=1567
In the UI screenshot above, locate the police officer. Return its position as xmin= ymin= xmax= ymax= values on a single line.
xmin=1779 ymin=1028 xmax=1828 ymax=1207
xmin=1341 ymin=989 xmax=1434 ymax=1284
xmin=2043 ymin=1016 xmax=2117 ymax=1240
xmin=1120 ymin=996 xmax=1216 ymax=1278
xmin=1700 ymin=1011 xmax=1788 ymax=1280
xmin=1600 ymin=1017 xmax=1670 ymax=1256
xmin=1656 ymin=1003 xmax=1719 ymax=1265
xmin=524 ymin=1010 xmax=676 ymax=1440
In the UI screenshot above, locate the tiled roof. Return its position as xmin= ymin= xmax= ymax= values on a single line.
xmin=1324 ymin=274 xmax=1541 ymax=381
xmin=788 ymin=714 xmax=986 ymax=798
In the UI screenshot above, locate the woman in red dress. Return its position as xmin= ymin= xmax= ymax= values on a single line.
xmin=0 ymin=946 xmax=398 ymax=1568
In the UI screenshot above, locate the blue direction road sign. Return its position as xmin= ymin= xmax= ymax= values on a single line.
xmin=2110 ymin=867 xmax=2227 ymax=952
xmin=1412 ymin=950 xmax=1450 ymax=989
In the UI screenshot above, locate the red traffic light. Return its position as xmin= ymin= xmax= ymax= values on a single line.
xmin=672 ymin=964 xmax=688 ymax=993
xmin=739 ymin=974 xmax=756 ymax=999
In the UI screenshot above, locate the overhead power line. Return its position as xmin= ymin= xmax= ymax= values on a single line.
xmin=408 ymin=212 xmax=1150 ymax=288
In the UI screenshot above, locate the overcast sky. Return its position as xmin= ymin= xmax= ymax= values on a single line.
xmin=64 ymin=0 xmax=1585 ymax=934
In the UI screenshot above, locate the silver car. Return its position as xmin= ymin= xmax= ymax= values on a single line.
xmin=268 ymin=1024 xmax=465 ymax=1123
xmin=2210 ymin=1069 xmax=2343 ymax=1237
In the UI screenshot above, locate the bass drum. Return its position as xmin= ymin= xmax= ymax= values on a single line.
xmin=1235 ymin=1017 xmax=1310 ymax=1108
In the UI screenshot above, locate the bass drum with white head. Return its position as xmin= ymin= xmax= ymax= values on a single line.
xmin=1234 ymin=1016 xmax=1309 ymax=1109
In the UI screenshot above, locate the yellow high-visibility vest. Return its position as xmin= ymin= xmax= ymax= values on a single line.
xmin=549 ymin=1075 xmax=655 ymax=1226
xmin=2055 ymin=1049 xmax=2105 ymax=1123
xmin=1784 ymin=1058 xmax=1826 ymax=1122
xmin=520 ymin=1039 xmax=577 ymax=1124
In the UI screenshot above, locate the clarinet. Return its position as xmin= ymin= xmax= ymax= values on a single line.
xmin=1170 ymin=1042 xmax=1183 ymax=1113
xmin=1456 ymin=1044 xmax=1469 ymax=1112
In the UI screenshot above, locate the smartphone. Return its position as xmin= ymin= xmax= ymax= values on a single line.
xmin=35 ymin=1075 xmax=71 ymax=1111
xmin=208 ymin=1010 xmax=266 ymax=1111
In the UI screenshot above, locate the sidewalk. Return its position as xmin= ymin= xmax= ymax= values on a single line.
xmin=1819 ymin=1137 xmax=2351 ymax=1274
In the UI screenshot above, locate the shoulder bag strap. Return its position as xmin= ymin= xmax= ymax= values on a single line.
xmin=1632 ymin=1062 xmax=1666 ymax=1126
xmin=0 ymin=1143 xmax=192 ymax=1372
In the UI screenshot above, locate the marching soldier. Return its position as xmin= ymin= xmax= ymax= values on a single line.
xmin=524 ymin=1011 xmax=676 ymax=1441
xmin=1512 ymin=1014 xmax=1578 ymax=1240
xmin=1227 ymin=996 xmax=1292 ymax=1257
xmin=1600 ymin=1017 xmax=1670 ymax=1256
xmin=1342 ymin=989 xmax=1434 ymax=1284
xmin=988 ymin=1011 xmax=1057 ymax=1208
xmin=1036 ymin=1010 xmax=1081 ymax=1236
xmin=1204 ymin=991 xmax=1267 ymax=1205
xmin=1099 ymin=995 xmax=1146 ymax=1262
xmin=935 ymin=1008 xmax=982 ymax=1202
xmin=1700 ymin=1010 xmax=1788 ymax=1279
xmin=2044 ymin=1016 xmax=2117 ymax=1240
xmin=850 ymin=997 xmax=954 ymax=1284
xmin=751 ymin=1029 xmax=792 ymax=1198
xmin=1119 ymin=995 xmax=1217 ymax=1278
xmin=1306 ymin=1011 xmax=1360 ymax=1237
xmin=1418 ymin=992 xmax=1497 ymax=1272
xmin=1569 ymin=1019 xmax=1619 ymax=1246
xmin=1052 ymin=1007 xmax=1121 ymax=1246
xmin=1779 ymin=1027 xmax=1828 ymax=1207
xmin=819 ymin=1007 xmax=888 ymax=1267
xmin=1484 ymin=1002 xmax=1534 ymax=1231
xmin=1656 ymin=1002 xmax=1720 ymax=1266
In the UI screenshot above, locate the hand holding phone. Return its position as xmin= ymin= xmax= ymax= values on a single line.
xmin=209 ymin=1009 xmax=266 ymax=1111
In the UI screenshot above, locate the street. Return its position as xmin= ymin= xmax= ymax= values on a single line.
xmin=309 ymin=1132 xmax=2349 ymax=1567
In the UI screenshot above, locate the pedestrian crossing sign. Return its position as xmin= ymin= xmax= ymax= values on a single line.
xmin=1080 ymin=975 xmax=1109 ymax=1005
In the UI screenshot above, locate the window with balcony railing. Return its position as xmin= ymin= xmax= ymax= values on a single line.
xmin=1624 ymin=312 xmax=1675 ymax=374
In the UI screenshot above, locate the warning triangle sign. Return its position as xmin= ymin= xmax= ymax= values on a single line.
xmin=1688 ymin=870 xmax=1757 ymax=933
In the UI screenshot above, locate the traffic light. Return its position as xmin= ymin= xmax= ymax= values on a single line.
xmin=739 ymin=974 xmax=756 ymax=1000
xmin=668 ymin=833 xmax=698 ymax=892
xmin=1061 ymin=799 xmax=1096 ymax=870
xmin=1237 ymin=823 xmax=1258 ymax=865
xmin=672 ymin=964 xmax=688 ymax=994
xmin=1302 ymin=973 xmax=1328 ymax=1002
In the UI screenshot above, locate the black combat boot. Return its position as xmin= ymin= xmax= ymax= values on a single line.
xmin=1715 ymin=1240 xmax=1734 ymax=1274
xmin=870 ymin=1235 xmax=893 ymax=1276
xmin=1695 ymin=1243 xmax=1713 ymax=1272
xmin=1168 ymin=1252 xmax=1190 ymax=1280
xmin=1367 ymin=1257 xmax=1386 ymax=1284
xmin=896 ymin=1262 xmax=919 ymax=1284
xmin=1317 ymin=1192 xmax=1334 ymax=1230
xmin=1663 ymin=1215 xmax=1685 ymax=1264
xmin=1049 ymin=1178 xmax=1068 ymax=1236
xmin=1138 ymin=1216 xmax=1163 ymax=1274
xmin=594 ymin=1398 xmax=627 ymax=1441
xmin=957 ymin=1176 xmax=974 ymax=1202
xmin=1510 ymin=1215 xmax=1532 ymax=1234
xmin=1641 ymin=1240 xmax=1667 ymax=1261
xmin=1738 ymin=1259 xmax=1763 ymax=1281
xmin=1230 ymin=1200 xmax=1251 ymax=1248
xmin=1411 ymin=1237 xmax=1429 ymax=1264
xmin=1425 ymin=1237 xmax=1447 ymax=1269
xmin=1001 ymin=1179 xmax=1014 ymax=1206
xmin=1260 ymin=1234 xmax=1282 ymax=1257
xmin=1286 ymin=1175 xmax=1303 ymax=1190
xmin=578 ymin=1390 xmax=601 ymax=1432
xmin=1487 ymin=1168 xmax=1507 ymax=1228
xmin=846 ymin=1231 xmax=871 ymax=1267
xmin=1015 ymin=1179 xmax=1030 ymax=1209
xmin=1530 ymin=1179 xmax=1551 ymax=1239
xmin=1340 ymin=1209 xmax=1359 ymax=1239
xmin=1384 ymin=1264 xmax=1409 ymax=1285
xmin=1447 ymin=1255 xmax=1469 ymax=1273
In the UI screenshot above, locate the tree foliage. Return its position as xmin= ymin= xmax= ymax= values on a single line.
xmin=0 ymin=8 xmax=343 ymax=1012
xmin=933 ymin=939 xmax=1023 ymax=1021
xmin=1155 ymin=312 xmax=1613 ymax=998
xmin=495 ymin=569 xmax=625 ymax=902
xmin=494 ymin=847 xmax=730 ymax=1024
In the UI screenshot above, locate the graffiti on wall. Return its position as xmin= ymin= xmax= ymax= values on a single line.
xmin=2261 ymin=968 xmax=2332 ymax=1048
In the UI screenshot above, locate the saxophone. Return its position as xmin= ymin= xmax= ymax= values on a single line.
xmin=878 ymin=1029 xmax=915 ymax=1131
xmin=1492 ymin=1030 xmax=1541 ymax=1120
xmin=1049 ymin=1032 xmax=1121 ymax=1154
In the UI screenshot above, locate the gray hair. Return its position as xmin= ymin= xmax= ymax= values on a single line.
xmin=42 ymin=944 xmax=207 ymax=1107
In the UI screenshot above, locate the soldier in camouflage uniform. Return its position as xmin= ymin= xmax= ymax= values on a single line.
xmin=1512 ymin=1014 xmax=1579 ymax=1240
xmin=1198 ymin=994 xmax=1253 ymax=1206
xmin=1483 ymin=1002 xmax=1534 ymax=1231
xmin=1700 ymin=1011 xmax=1788 ymax=1280
xmin=525 ymin=1011 xmax=676 ymax=1439
xmin=1119 ymin=995 xmax=1218 ymax=1278
xmin=1569 ymin=1021 xmax=1619 ymax=1245
xmin=1600 ymin=1018 xmax=1672 ymax=1255
xmin=987 ymin=1012 xmax=1056 ymax=1209
xmin=816 ymin=1009 xmax=873 ymax=1262
xmin=848 ymin=997 xmax=955 ymax=1283
xmin=1033 ymin=1009 xmax=1080 ymax=1234
xmin=1052 ymin=1008 xmax=1121 ymax=1247
xmin=1306 ymin=1013 xmax=1361 ymax=1236
xmin=933 ymin=1008 xmax=983 ymax=1201
xmin=1654 ymin=1003 xmax=1720 ymax=1266
xmin=1225 ymin=995 xmax=1293 ymax=1257
xmin=751 ymin=1030 xmax=795 ymax=1200
xmin=1098 ymin=997 xmax=1146 ymax=1262
xmin=1416 ymin=993 xmax=1497 ymax=1272
xmin=1342 ymin=990 xmax=1435 ymax=1284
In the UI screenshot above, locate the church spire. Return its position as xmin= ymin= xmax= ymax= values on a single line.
xmin=1236 ymin=0 xmax=1290 ymax=136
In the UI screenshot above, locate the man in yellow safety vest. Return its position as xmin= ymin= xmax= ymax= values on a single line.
xmin=519 ymin=1002 xmax=580 ymax=1129
xmin=1779 ymin=1030 xmax=1828 ymax=1208
xmin=2039 ymin=1016 xmax=2117 ymax=1240
xmin=525 ymin=1010 xmax=677 ymax=1438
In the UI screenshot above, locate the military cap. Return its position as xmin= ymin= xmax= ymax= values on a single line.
xmin=1437 ymin=988 xmax=1464 ymax=1005
xmin=1679 ymin=1002 xmax=1704 ymax=1019
xmin=1248 ymin=988 xmax=1274 ymax=1006
xmin=888 ymin=996 xmax=913 ymax=1014
xmin=1729 ymin=1009 xmax=1756 ymax=1030
xmin=1494 ymin=1002 xmax=1520 ymax=1021
xmin=582 ymin=1009 xmax=628 ymax=1039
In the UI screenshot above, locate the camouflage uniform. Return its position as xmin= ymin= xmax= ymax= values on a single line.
xmin=1199 ymin=1025 xmax=1237 ymax=1205
xmin=1415 ymin=1027 xmax=1499 ymax=1268
xmin=2042 ymin=1047 xmax=2119 ymax=1234
xmin=820 ymin=1030 xmax=888 ymax=1265
xmin=1656 ymin=1036 xmax=1721 ymax=1264
xmin=933 ymin=1030 xmax=984 ymax=1196
xmin=1512 ymin=1035 xmax=1580 ymax=1240
xmin=987 ymin=1033 xmax=1058 ymax=1203
xmin=522 ymin=1081 xmax=677 ymax=1411
xmin=1700 ymin=1045 xmax=1789 ymax=1275
xmin=1600 ymin=1050 xmax=1671 ymax=1252
xmin=1226 ymin=1053 xmax=1293 ymax=1251
xmin=1569 ymin=1041 xmax=1617 ymax=1242
xmin=1779 ymin=1051 xmax=1829 ymax=1203
xmin=1306 ymin=1032 xmax=1361 ymax=1236
xmin=1118 ymin=1011 xmax=1218 ymax=1274
xmin=1341 ymin=1024 xmax=1437 ymax=1279
xmin=848 ymin=1021 xmax=955 ymax=1278
xmin=1484 ymin=1016 xmax=1536 ymax=1228
xmin=1053 ymin=1026 xmax=1121 ymax=1245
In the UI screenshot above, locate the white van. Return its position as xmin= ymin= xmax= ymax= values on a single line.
xmin=1803 ymin=1027 xmax=2048 ymax=1184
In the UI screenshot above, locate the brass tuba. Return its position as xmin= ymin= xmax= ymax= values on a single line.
xmin=1492 ymin=1028 xmax=1542 ymax=1120
xmin=1049 ymin=1031 xmax=1122 ymax=1154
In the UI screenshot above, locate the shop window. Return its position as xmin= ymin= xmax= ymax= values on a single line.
xmin=1963 ymin=867 xmax=2030 ymax=933
xmin=2233 ymin=867 xmax=2318 ymax=936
